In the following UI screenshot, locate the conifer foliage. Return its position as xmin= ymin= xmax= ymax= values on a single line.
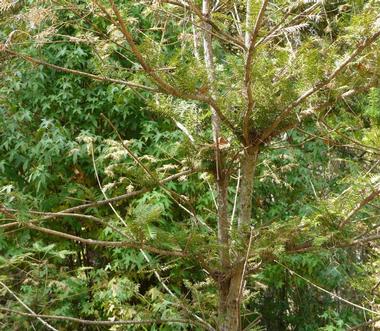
xmin=1 ymin=1 xmax=380 ymax=330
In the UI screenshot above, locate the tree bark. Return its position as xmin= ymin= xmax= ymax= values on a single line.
xmin=219 ymin=147 xmax=259 ymax=331
xmin=201 ymin=0 xmax=230 ymax=271
xmin=238 ymin=147 xmax=259 ymax=231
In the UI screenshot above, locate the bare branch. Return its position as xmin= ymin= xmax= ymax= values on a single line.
xmin=0 ymin=222 xmax=18 ymax=229
xmin=230 ymin=166 xmax=241 ymax=228
xmin=318 ymin=120 xmax=380 ymax=154
xmin=190 ymin=13 xmax=202 ymax=62
xmin=94 ymin=0 xmax=239 ymax=138
xmin=348 ymin=317 xmax=380 ymax=331
xmin=202 ymin=0 xmax=221 ymax=181
xmin=0 ymin=282 xmax=58 ymax=331
xmin=159 ymin=0 xmax=190 ymax=9
xmin=90 ymin=143 xmax=127 ymax=227
xmin=247 ymin=0 xmax=269 ymax=51
xmin=350 ymin=233 xmax=380 ymax=246
xmin=2 ymin=30 xmax=237 ymax=138
xmin=238 ymin=227 xmax=254 ymax=305
xmin=0 ymin=207 xmax=130 ymax=239
xmin=100 ymin=114 xmax=204 ymax=227
xmin=104 ymin=0 xmax=236 ymax=134
xmin=0 ymin=169 xmax=197 ymax=232
xmin=106 ymin=0 xmax=242 ymax=137
xmin=0 ymin=307 xmax=210 ymax=329
xmin=299 ymin=79 xmax=379 ymax=120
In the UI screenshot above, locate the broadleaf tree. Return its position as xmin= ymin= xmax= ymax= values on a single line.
xmin=1 ymin=0 xmax=380 ymax=330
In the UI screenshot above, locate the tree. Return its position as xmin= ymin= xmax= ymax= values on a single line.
xmin=1 ymin=0 xmax=380 ymax=330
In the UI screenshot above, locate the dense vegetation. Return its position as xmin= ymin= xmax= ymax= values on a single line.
xmin=1 ymin=1 xmax=380 ymax=330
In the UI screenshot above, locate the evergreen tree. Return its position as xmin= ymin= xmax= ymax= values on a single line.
xmin=1 ymin=1 xmax=380 ymax=330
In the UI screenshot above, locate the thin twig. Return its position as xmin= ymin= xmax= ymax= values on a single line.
xmin=0 ymin=307 xmax=207 ymax=328
xmin=339 ymin=186 xmax=380 ymax=228
xmin=24 ymin=222 xmax=186 ymax=257
xmin=275 ymin=261 xmax=380 ymax=316
xmin=347 ymin=317 xmax=380 ymax=331
xmin=0 ymin=282 xmax=58 ymax=331
xmin=238 ymin=227 xmax=255 ymax=302
xmin=101 ymin=113 xmax=209 ymax=229
xmin=1 ymin=48 xmax=156 ymax=92
xmin=90 ymin=144 xmax=128 ymax=227
xmin=230 ymin=166 xmax=241 ymax=228
xmin=0 ymin=207 xmax=129 ymax=239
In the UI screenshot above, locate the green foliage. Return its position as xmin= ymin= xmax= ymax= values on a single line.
xmin=1 ymin=0 xmax=380 ymax=330
xmin=364 ymin=88 xmax=380 ymax=124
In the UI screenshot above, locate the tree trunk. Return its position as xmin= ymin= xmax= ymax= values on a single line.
xmin=219 ymin=263 xmax=245 ymax=331
xmin=218 ymin=147 xmax=259 ymax=331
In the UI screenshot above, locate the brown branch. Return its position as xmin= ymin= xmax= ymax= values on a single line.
xmin=1 ymin=48 xmax=157 ymax=92
xmin=265 ymin=79 xmax=379 ymax=142
xmin=243 ymin=0 xmax=269 ymax=144
xmin=22 ymin=222 xmax=186 ymax=257
xmin=187 ymin=0 xmax=245 ymax=50
xmin=101 ymin=113 xmax=156 ymax=180
xmin=96 ymin=0 xmax=238 ymax=137
xmin=293 ymin=126 xmax=380 ymax=157
xmin=275 ymin=261 xmax=380 ymax=316
xmin=0 ymin=203 xmax=188 ymax=257
xmin=0 ymin=282 xmax=58 ymax=331
xmin=258 ymin=29 xmax=380 ymax=144
xmin=348 ymin=317 xmax=380 ymax=331
xmin=106 ymin=0 xmax=182 ymax=97
xmin=0 ymin=307 xmax=210 ymax=329
xmin=349 ymin=233 xmax=380 ymax=246
xmin=202 ymin=0 xmax=221 ymax=182
xmin=0 ymin=222 xmax=18 ymax=229
xmin=318 ymin=119 xmax=380 ymax=154
xmin=160 ymin=0 xmax=190 ymax=9
xmin=238 ymin=227 xmax=255 ymax=303
xmin=0 ymin=207 xmax=131 ymax=239
xmin=287 ymin=231 xmax=380 ymax=254
xmin=246 ymin=0 xmax=269 ymax=53
xmin=299 ymin=80 xmax=379 ymax=120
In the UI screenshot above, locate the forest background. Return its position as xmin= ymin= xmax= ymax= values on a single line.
xmin=1 ymin=0 xmax=380 ymax=330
